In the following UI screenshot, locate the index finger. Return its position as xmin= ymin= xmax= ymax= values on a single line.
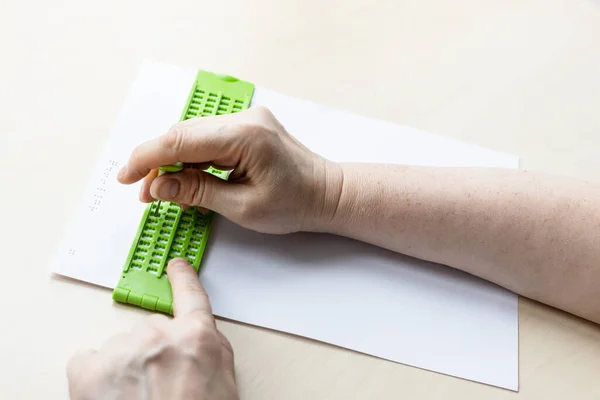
xmin=117 ymin=113 xmax=245 ymax=185
xmin=167 ymin=258 xmax=214 ymax=321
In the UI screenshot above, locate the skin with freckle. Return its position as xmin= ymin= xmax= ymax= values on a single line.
xmin=329 ymin=165 xmax=600 ymax=323
xmin=72 ymin=106 xmax=600 ymax=398
xmin=116 ymin=106 xmax=600 ymax=323
xmin=117 ymin=106 xmax=600 ymax=324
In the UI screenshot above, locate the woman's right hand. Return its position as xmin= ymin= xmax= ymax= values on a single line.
xmin=117 ymin=106 xmax=343 ymax=234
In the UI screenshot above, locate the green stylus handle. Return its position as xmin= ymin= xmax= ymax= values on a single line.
xmin=159 ymin=162 xmax=184 ymax=174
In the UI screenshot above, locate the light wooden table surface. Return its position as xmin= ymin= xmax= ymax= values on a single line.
xmin=2 ymin=0 xmax=600 ymax=398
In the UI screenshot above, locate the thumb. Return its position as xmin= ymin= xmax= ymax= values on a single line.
xmin=150 ymin=169 xmax=236 ymax=212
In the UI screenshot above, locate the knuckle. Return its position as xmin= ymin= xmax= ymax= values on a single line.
xmin=66 ymin=349 xmax=95 ymax=380
xmin=249 ymin=106 xmax=286 ymax=133
xmin=196 ymin=328 xmax=218 ymax=346
xmin=177 ymin=276 xmax=205 ymax=296
xmin=252 ymin=105 xmax=274 ymax=121
xmin=214 ymin=123 xmax=231 ymax=137
xmin=240 ymin=122 xmax=275 ymax=145
xmin=66 ymin=353 xmax=82 ymax=372
xmin=141 ymin=326 xmax=167 ymax=349
xmin=184 ymin=319 xmax=218 ymax=345
xmin=161 ymin=125 xmax=190 ymax=153
xmin=217 ymin=330 xmax=234 ymax=354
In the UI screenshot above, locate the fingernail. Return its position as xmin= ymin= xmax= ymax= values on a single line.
xmin=157 ymin=178 xmax=180 ymax=199
xmin=168 ymin=258 xmax=189 ymax=270
xmin=117 ymin=165 xmax=127 ymax=180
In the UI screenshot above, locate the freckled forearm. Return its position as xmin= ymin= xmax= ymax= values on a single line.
xmin=326 ymin=164 xmax=600 ymax=323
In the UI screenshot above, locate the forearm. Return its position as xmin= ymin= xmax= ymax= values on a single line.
xmin=322 ymin=163 xmax=600 ymax=323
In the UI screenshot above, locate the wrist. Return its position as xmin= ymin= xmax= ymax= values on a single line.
xmin=303 ymin=158 xmax=348 ymax=233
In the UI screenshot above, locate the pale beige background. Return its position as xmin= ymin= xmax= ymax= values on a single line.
xmin=1 ymin=0 xmax=600 ymax=398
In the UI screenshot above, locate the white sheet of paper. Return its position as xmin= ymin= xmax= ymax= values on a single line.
xmin=52 ymin=60 xmax=519 ymax=390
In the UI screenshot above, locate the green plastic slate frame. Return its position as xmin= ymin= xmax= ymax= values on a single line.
xmin=112 ymin=70 xmax=255 ymax=314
